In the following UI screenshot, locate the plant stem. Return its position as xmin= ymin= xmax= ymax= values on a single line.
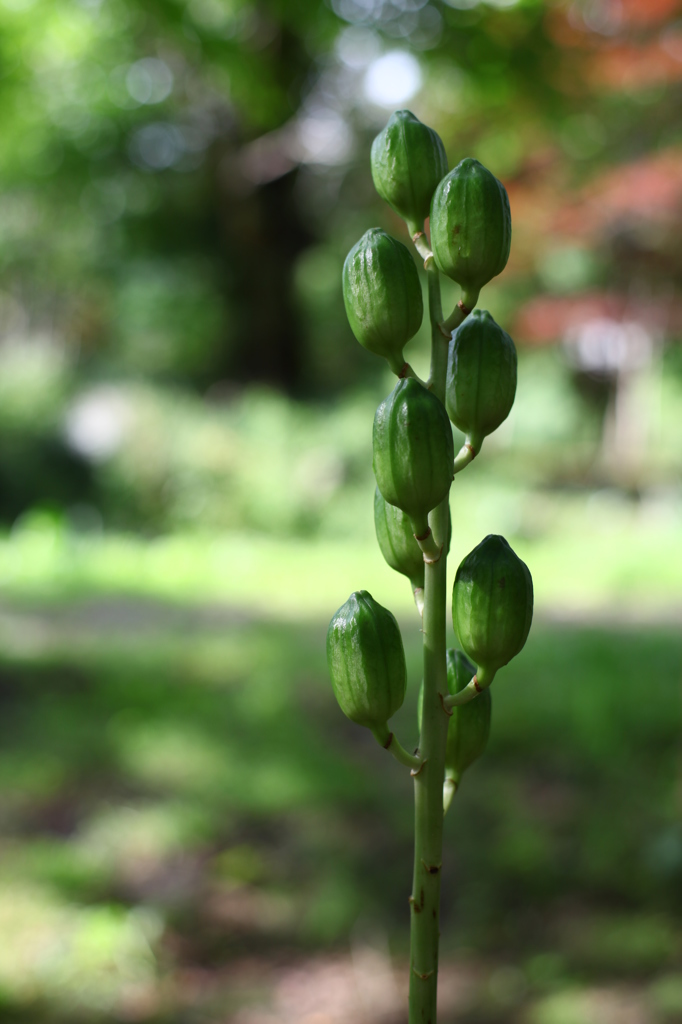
xmin=453 ymin=435 xmax=481 ymax=475
xmin=389 ymin=357 xmax=430 ymax=387
xmin=408 ymin=260 xmax=451 ymax=1024
xmin=412 ymin=523 xmax=442 ymax=564
xmin=409 ymin=496 xmax=449 ymax=1023
xmin=439 ymin=288 xmax=479 ymax=336
xmin=426 ymin=264 xmax=446 ymax=400
xmin=411 ymin=228 xmax=435 ymax=268
xmin=443 ymin=667 xmax=496 ymax=708
xmin=371 ymin=723 xmax=424 ymax=771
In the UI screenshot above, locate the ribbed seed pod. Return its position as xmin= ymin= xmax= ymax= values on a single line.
xmin=445 ymin=309 xmax=517 ymax=448
xmin=370 ymin=110 xmax=448 ymax=234
xmin=430 ymin=158 xmax=511 ymax=297
xmin=343 ymin=228 xmax=423 ymax=374
xmin=327 ymin=590 xmax=407 ymax=729
xmin=373 ymin=378 xmax=454 ymax=534
xmin=374 ymin=487 xmax=425 ymax=591
xmin=445 ymin=649 xmax=491 ymax=785
xmin=453 ymin=535 xmax=533 ymax=676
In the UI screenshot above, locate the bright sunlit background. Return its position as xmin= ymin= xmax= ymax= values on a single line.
xmin=1 ymin=1 xmax=681 ymax=1022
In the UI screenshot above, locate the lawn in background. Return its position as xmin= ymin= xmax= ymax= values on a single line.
xmin=0 ymin=522 xmax=680 ymax=1024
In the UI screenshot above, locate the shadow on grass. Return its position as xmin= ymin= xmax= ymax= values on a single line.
xmin=0 ymin=595 xmax=680 ymax=1022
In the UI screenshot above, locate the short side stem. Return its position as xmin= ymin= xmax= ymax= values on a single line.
xmin=388 ymin=356 xmax=429 ymax=387
xmin=371 ymin=724 xmax=423 ymax=771
xmin=439 ymin=288 xmax=479 ymax=337
xmin=410 ymin=224 xmax=435 ymax=268
xmin=413 ymin=526 xmax=442 ymax=564
xmin=453 ymin=433 xmax=483 ymax=475
xmin=443 ymin=668 xmax=496 ymax=708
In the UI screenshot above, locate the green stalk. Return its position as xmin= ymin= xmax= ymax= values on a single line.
xmin=425 ymin=264 xmax=446 ymax=400
xmin=371 ymin=723 xmax=424 ymax=771
xmin=408 ymin=261 xmax=451 ymax=1023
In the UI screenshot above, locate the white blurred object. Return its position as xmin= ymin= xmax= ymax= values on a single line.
xmin=295 ymin=110 xmax=354 ymax=165
xmin=363 ymin=51 xmax=422 ymax=106
xmin=336 ymin=26 xmax=382 ymax=69
xmin=126 ymin=58 xmax=174 ymax=105
xmin=563 ymin=317 xmax=654 ymax=375
xmin=65 ymin=387 xmax=132 ymax=461
xmin=563 ymin=317 xmax=662 ymax=474
xmin=129 ymin=122 xmax=185 ymax=170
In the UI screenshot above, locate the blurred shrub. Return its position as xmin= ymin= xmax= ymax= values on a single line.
xmin=64 ymin=382 xmax=378 ymax=536
xmin=0 ymin=336 xmax=70 ymax=434
xmin=0 ymin=342 xmax=666 ymax=537
xmin=113 ymin=260 xmax=227 ymax=379
xmin=559 ymin=913 xmax=679 ymax=975
xmin=0 ymin=335 xmax=94 ymax=519
xmin=60 ymin=355 xmax=591 ymax=536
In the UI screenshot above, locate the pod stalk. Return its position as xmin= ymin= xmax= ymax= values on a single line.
xmin=443 ymin=668 xmax=496 ymax=709
xmin=372 ymin=723 xmax=423 ymax=771
xmin=439 ymin=288 xmax=480 ymax=336
xmin=453 ymin=435 xmax=482 ymax=475
xmin=395 ymin=360 xmax=429 ymax=388
xmin=411 ymin=227 xmax=435 ymax=268
xmin=416 ymin=532 xmax=443 ymax=564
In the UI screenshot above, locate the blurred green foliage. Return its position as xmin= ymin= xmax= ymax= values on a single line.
xmin=0 ymin=586 xmax=679 ymax=1021
xmin=0 ymin=2 xmax=680 ymax=1019
xmin=0 ymin=0 xmax=678 ymax=529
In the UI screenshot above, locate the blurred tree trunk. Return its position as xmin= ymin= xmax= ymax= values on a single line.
xmin=215 ymin=153 xmax=313 ymax=394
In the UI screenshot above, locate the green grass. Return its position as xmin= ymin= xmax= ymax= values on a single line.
xmin=0 ymin=506 xmax=680 ymax=1021
xmin=4 ymin=501 xmax=682 ymax=620
xmin=0 ymin=567 xmax=680 ymax=1021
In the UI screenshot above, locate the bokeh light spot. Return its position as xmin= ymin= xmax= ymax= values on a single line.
xmin=363 ymin=50 xmax=422 ymax=106
xmin=129 ymin=122 xmax=184 ymax=170
xmin=126 ymin=58 xmax=173 ymax=105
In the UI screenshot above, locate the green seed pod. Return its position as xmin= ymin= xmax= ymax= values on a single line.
xmin=327 ymin=590 xmax=407 ymax=730
xmin=453 ymin=534 xmax=533 ymax=679
xmin=373 ymin=378 xmax=454 ymax=535
xmin=374 ymin=486 xmax=453 ymax=586
xmin=430 ymin=158 xmax=511 ymax=300
xmin=445 ymin=309 xmax=517 ymax=450
xmin=445 ymin=648 xmax=491 ymax=785
xmin=370 ymin=110 xmax=448 ymax=235
xmin=342 ymin=228 xmax=423 ymax=375
xmin=374 ymin=486 xmax=424 ymax=592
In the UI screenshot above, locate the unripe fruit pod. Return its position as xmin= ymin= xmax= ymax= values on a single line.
xmin=453 ymin=534 xmax=533 ymax=677
xmin=445 ymin=648 xmax=491 ymax=785
xmin=445 ymin=309 xmax=517 ymax=449
xmin=430 ymin=158 xmax=511 ymax=298
xmin=327 ymin=590 xmax=407 ymax=730
xmin=374 ymin=487 xmax=453 ymax=594
xmin=370 ymin=110 xmax=448 ymax=234
xmin=343 ymin=228 xmax=423 ymax=374
xmin=374 ymin=486 xmax=424 ymax=591
xmin=373 ymin=378 xmax=454 ymax=534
